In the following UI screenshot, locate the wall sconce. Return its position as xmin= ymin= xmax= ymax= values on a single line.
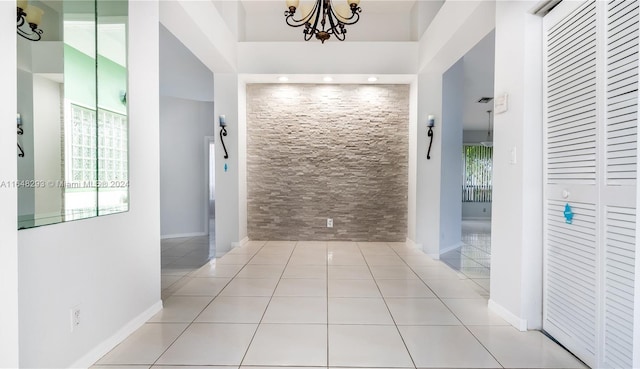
xmin=427 ymin=115 xmax=435 ymax=160
xmin=219 ymin=115 xmax=229 ymax=159
xmin=17 ymin=0 xmax=44 ymax=41
xmin=17 ymin=114 xmax=25 ymax=158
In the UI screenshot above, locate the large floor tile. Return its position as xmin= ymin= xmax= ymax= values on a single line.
xmin=148 ymin=296 xmax=212 ymax=323
xmin=287 ymin=255 xmax=328 ymax=266
xmin=364 ymin=255 xmax=406 ymax=266
xmin=413 ymin=265 xmax=466 ymax=280
xmin=156 ymin=323 xmax=257 ymax=366
xmin=220 ymin=278 xmax=279 ymax=297
xmin=255 ymin=246 xmax=294 ymax=256
xmin=282 ymin=265 xmax=327 ymax=279
xmin=243 ymin=324 xmax=327 ymax=366
xmin=469 ymin=326 xmax=587 ymax=368
xmin=424 ymin=279 xmax=484 ymax=298
xmin=262 ymin=296 xmax=327 ymax=323
xmin=328 ymin=266 xmax=373 ymax=279
xmin=442 ymin=299 xmax=509 ymax=326
xmin=92 ymin=366 xmax=150 ymax=369
xmin=385 ymin=298 xmax=460 ymax=325
xmin=249 ymin=253 xmax=290 ymax=265
xmin=195 ymin=296 xmax=271 ymax=323
xmin=328 ymin=254 xmax=367 ymax=266
xmin=328 ymin=325 xmax=413 ymax=367
xmin=191 ymin=263 xmax=244 ymax=278
xmin=399 ymin=325 xmax=500 ymax=368
xmin=328 ymin=297 xmax=394 ymax=325
xmin=274 ymin=278 xmax=327 ymax=297
xmin=96 ymin=323 xmax=187 ymax=365
xmin=216 ymin=254 xmax=254 ymax=265
xmin=173 ymin=277 xmax=231 ymax=296
xmin=376 ymin=279 xmax=436 ymax=298
xmin=370 ymin=265 xmax=419 ymax=280
xmin=329 ymin=279 xmax=381 ymax=297
xmin=236 ymin=264 xmax=285 ymax=278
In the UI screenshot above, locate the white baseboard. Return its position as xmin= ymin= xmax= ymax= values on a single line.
xmin=161 ymin=232 xmax=207 ymax=240
xmin=405 ymin=238 xmax=421 ymax=249
xmin=488 ymin=299 xmax=528 ymax=331
xmin=231 ymin=237 xmax=249 ymax=249
xmin=69 ymin=300 xmax=163 ymax=368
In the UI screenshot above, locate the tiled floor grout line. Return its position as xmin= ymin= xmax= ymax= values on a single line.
xmin=150 ymin=240 xmax=269 ymax=368
xmin=355 ymin=242 xmax=418 ymax=369
xmin=237 ymin=241 xmax=298 ymax=368
xmin=382 ymin=242 xmax=504 ymax=368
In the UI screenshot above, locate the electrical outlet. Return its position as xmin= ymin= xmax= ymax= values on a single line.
xmin=327 ymin=218 xmax=333 ymax=228
xmin=70 ymin=306 xmax=81 ymax=332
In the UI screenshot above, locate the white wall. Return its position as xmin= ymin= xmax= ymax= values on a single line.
xmin=33 ymin=75 xmax=63 ymax=216
xmin=0 ymin=1 xmax=20 ymax=366
xmin=17 ymin=2 xmax=163 ymax=367
xmin=159 ymin=23 xmax=215 ymax=239
xmin=439 ymin=58 xmax=464 ymax=253
xmin=160 ymin=96 xmax=215 ymax=238
xmin=410 ymin=0 xmax=445 ymax=41
xmin=414 ymin=0 xmax=495 ymax=257
xmin=159 ymin=25 xmax=215 ymax=102
xmin=489 ymin=0 xmax=543 ymax=330
xmin=238 ymin=42 xmax=418 ymax=75
xmin=214 ymin=73 xmax=242 ymax=255
xmin=160 ymin=0 xmax=237 ymax=73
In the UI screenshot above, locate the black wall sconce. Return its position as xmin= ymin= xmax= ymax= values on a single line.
xmin=219 ymin=115 xmax=229 ymax=159
xmin=427 ymin=114 xmax=435 ymax=160
xmin=17 ymin=114 xmax=25 ymax=158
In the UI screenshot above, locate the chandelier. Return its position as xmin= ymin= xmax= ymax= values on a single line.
xmin=17 ymin=0 xmax=44 ymax=41
xmin=284 ymin=0 xmax=362 ymax=43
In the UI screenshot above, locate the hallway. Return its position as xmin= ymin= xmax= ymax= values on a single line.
xmin=93 ymin=240 xmax=585 ymax=369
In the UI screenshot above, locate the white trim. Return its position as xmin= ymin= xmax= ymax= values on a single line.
xmin=231 ymin=237 xmax=249 ymax=249
xmin=68 ymin=300 xmax=163 ymax=369
xmin=405 ymin=238 xmax=421 ymax=249
xmin=488 ymin=299 xmax=528 ymax=331
xmin=161 ymin=232 xmax=207 ymax=239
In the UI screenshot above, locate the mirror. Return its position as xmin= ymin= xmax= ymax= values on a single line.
xmin=16 ymin=0 xmax=128 ymax=229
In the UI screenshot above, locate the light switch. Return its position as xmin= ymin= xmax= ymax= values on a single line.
xmin=510 ymin=147 xmax=517 ymax=164
xmin=495 ymin=93 xmax=508 ymax=114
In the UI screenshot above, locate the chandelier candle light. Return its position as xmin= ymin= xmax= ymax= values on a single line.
xmin=17 ymin=0 xmax=44 ymax=41
xmin=285 ymin=0 xmax=362 ymax=43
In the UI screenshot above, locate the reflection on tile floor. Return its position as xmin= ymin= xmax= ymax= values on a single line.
xmin=94 ymin=237 xmax=587 ymax=369
xmin=441 ymin=220 xmax=492 ymax=295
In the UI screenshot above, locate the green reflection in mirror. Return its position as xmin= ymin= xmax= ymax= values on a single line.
xmin=16 ymin=0 xmax=128 ymax=229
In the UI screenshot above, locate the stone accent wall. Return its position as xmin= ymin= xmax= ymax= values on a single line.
xmin=247 ymin=84 xmax=409 ymax=241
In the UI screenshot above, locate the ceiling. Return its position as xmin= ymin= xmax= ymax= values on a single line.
xmin=233 ymin=0 xmax=495 ymax=130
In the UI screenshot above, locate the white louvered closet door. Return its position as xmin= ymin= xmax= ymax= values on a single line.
xmin=543 ymin=1 xmax=638 ymax=368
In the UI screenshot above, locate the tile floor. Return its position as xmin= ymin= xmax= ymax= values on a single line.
xmin=94 ymin=238 xmax=587 ymax=369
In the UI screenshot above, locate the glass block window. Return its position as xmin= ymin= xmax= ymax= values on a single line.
xmin=462 ymin=145 xmax=493 ymax=202
xmin=70 ymin=105 xmax=97 ymax=184
xmin=69 ymin=104 xmax=127 ymax=187
xmin=97 ymin=108 xmax=128 ymax=184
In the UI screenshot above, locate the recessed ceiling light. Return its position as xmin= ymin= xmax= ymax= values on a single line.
xmin=323 ymin=76 xmax=333 ymax=82
xmin=368 ymin=77 xmax=378 ymax=82
xmin=278 ymin=76 xmax=289 ymax=82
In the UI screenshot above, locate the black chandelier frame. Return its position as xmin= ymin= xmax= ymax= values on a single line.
xmin=285 ymin=0 xmax=362 ymax=43
xmin=17 ymin=6 xmax=43 ymax=41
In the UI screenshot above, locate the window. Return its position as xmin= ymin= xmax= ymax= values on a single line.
xmin=462 ymin=145 xmax=493 ymax=202
xmin=66 ymin=104 xmax=128 ymax=216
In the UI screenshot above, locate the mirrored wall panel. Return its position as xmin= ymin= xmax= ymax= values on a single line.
xmin=16 ymin=0 xmax=128 ymax=229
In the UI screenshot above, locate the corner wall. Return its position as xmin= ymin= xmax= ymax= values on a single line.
xmin=159 ymin=24 xmax=215 ymax=238
xmin=17 ymin=2 xmax=163 ymax=367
